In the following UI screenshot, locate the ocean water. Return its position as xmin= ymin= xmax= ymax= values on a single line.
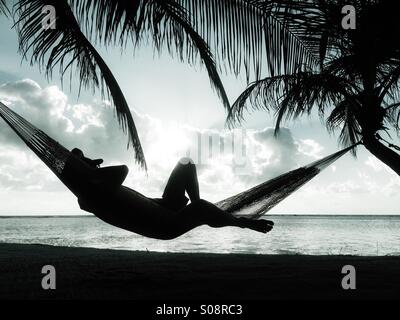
xmin=0 ymin=215 xmax=400 ymax=256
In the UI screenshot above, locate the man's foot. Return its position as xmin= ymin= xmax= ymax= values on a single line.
xmin=253 ymin=220 xmax=273 ymax=233
xmin=239 ymin=218 xmax=273 ymax=234
xmin=264 ymin=219 xmax=274 ymax=226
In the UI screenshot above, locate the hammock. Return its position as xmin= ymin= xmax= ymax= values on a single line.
xmin=0 ymin=101 xmax=354 ymax=218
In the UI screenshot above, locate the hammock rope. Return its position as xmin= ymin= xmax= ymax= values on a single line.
xmin=216 ymin=145 xmax=355 ymax=218
xmin=0 ymin=102 xmax=355 ymax=218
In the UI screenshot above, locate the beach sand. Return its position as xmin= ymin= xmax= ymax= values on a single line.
xmin=0 ymin=243 xmax=399 ymax=300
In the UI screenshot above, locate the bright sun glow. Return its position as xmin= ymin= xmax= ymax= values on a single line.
xmin=146 ymin=125 xmax=190 ymax=168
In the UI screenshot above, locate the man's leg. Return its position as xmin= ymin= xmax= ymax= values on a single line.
xmin=179 ymin=199 xmax=273 ymax=234
xmin=162 ymin=157 xmax=199 ymax=206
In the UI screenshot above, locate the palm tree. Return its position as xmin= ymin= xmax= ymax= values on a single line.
xmin=0 ymin=0 xmax=7 ymax=14
xmin=3 ymin=0 xmax=399 ymax=175
xmin=1 ymin=0 xmax=232 ymax=169
xmin=0 ymin=2 xmax=7 ymax=16
xmin=219 ymin=0 xmax=400 ymax=175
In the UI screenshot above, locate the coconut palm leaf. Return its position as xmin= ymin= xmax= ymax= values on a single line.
xmin=154 ymin=0 xmax=231 ymax=110
xmin=273 ymin=72 xmax=360 ymax=132
xmin=69 ymin=0 xmax=230 ymax=111
xmin=229 ymin=70 xmax=360 ymax=130
xmin=11 ymin=0 xmax=331 ymax=163
xmin=326 ymin=98 xmax=362 ymax=153
xmin=71 ymin=0 xmax=323 ymax=84
xmin=179 ymin=0 xmax=322 ymax=80
xmin=0 ymin=0 xmax=9 ymax=15
xmin=377 ymin=65 xmax=400 ymax=104
xmin=386 ymin=103 xmax=400 ymax=133
xmin=13 ymin=0 xmax=147 ymax=168
xmin=179 ymin=0 xmax=271 ymax=80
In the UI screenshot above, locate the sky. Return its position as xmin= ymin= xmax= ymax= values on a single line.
xmin=0 ymin=15 xmax=399 ymax=215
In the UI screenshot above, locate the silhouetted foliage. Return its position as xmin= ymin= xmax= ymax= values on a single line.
xmin=11 ymin=0 xmax=232 ymax=169
xmin=0 ymin=0 xmax=9 ymax=15
xmin=3 ymin=0 xmax=400 ymax=174
xmin=221 ymin=0 xmax=400 ymax=174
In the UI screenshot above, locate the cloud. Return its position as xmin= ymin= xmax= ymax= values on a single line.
xmin=298 ymin=139 xmax=324 ymax=159
xmin=0 ymin=79 xmax=324 ymax=202
xmin=365 ymin=156 xmax=383 ymax=172
xmin=1 ymin=79 xmax=398 ymax=214
xmin=0 ymin=144 xmax=58 ymax=191
xmin=327 ymin=180 xmax=367 ymax=194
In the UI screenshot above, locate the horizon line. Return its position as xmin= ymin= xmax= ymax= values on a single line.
xmin=0 ymin=213 xmax=399 ymax=218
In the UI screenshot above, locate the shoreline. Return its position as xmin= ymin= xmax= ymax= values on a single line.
xmin=1 ymin=214 xmax=400 ymax=218
xmin=0 ymin=243 xmax=399 ymax=300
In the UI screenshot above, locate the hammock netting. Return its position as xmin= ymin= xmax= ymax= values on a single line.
xmin=0 ymin=102 xmax=354 ymax=218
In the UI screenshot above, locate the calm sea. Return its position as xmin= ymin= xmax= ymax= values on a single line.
xmin=0 ymin=215 xmax=399 ymax=255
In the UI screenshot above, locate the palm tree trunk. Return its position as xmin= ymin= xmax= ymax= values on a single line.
xmin=363 ymin=135 xmax=400 ymax=176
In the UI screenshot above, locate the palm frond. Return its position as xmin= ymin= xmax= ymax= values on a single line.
xmin=377 ymin=65 xmax=400 ymax=104
xmin=228 ymin=73 xmax=294 ymax=125
xmin=227 ymin=0 xmax=400 ymax=158
xmin=0 ymin=0 xmax=9 ymax=16
xmin=72 ymin=0 xmax=322 ymax=83
xmin=326 ymin=99 xmax=362 ymax=154
xmin=180 ymin=0 xmax=270 ymax=80
xmin=228 ymin=70 xmax=360 ymax=129
xmin=180 ymin=0 xmax=321 ymax=80
xmin=152 ymin=0 xmax=231 ymax=110
xmin=14 ymin=0 xmax=147 ymax=168
xmin=70 ymin=0 xmax=230 ymax=111
xmin=386 ymin=103 xmax=400 ymax=134
xmin=274 ymin=71 xmax=362 ymax=134
xmin=69 ymin=0 xmax=144 ymax=46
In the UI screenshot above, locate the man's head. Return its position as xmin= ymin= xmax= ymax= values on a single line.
xmin=71 ymin=148 xmax=84 ymax=158
xmin=71 ymin=148 xmax=103 ymax=168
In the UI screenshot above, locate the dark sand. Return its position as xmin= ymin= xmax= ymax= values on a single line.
xmin=0 ymin=243 xmax=399 ymax=300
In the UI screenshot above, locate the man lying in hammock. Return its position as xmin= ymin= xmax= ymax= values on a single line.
xmin=61 ymin=148 xmax=274 ymax=240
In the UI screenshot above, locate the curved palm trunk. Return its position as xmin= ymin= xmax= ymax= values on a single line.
xmin=363 ymin=135 xmax=400 ymax=176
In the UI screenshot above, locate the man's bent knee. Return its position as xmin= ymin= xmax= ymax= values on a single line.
xmin=120 ymin=165 xmax=129 ymax=175
xmin=178 ymin=157 xmax=195 ymax=165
